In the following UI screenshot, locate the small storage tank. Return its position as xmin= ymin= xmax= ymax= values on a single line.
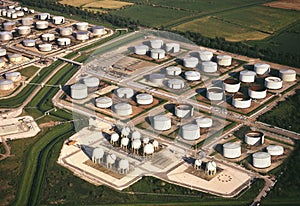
xmin=136 ymin=93 xmax=153 ymax=105
xmin=232 ymin=93 xmax=251 ymax=109
xmin=118 ymin=159 xmax=129 ymax=174
xmin=116 ymin=87 xmax=134 ymax=99
xmin=60 ymin=27 xmax=73 ymax=36
xmin=152 ymin=115 xmax=171 ymax=131
xmin=22 ymin=7 xmax=28 ymax=12
xmin=181 ymin=124 xmax=200 ymax=141
xmin=75 ymin=31 xmax=89 ymax=41
xmin=35 ymin=21 xmax=49 ymax=30
xmin=175 ymin=104 xmax=194 ymax=118
xmin=185 ymin=71 xmax=201 ymax=81
xmin=3 ymin=21 xmax=16 ymax=31
xmin=92 ymin=147 xmax=104 ymax=163
xmin=8 ymin=53 xmax=22 ymax=63
xmin=92 ymin=26 xmax=105 ymax=35
xmin=164 ymin=42 xmax=180 ymax=53
xmin=143 ymin=143 xmax=154 ymax=156
xmin=29 ymin=9 xmax=35 ymax=14
xmin=195 ymin=117 xmax=213 ymax=129
xmin=0 ymin=79 xmax=14 ymax=90
xmin=223 ymin=142 xmax=241 ymax=159
xmin=239 ymin=70 xmax=256 ymax=83
xmin=199 ymin=50 xmax=213 ymax=61
xmin=15 ymin=6 xmax=22 ymax=11
xmin=132 ymin=139 xmax=141 ymax=150
xmin=279 ymin=69 xmax=296 ymax=82
xmin=52 ymin=16 xmax=65 ymax=24
xmin=205 ymin=161 xmax=217 ymax=175
xmin=267 ymin=145 xmax=284 ymax=156
xmin=131 ymin=131 xmax=141 ymax=140
xmin=206 ymin=87 xmax=224 ymax=101
xmin=21 ymin=17 xmax=33 ymax=25
xmin=17 ymin=26 xmax=31 ymax=35
xmin=82 ymin=77 xmax=99 ymax=88
xmin=95 ymin=97 xmax=113 ymax=108
xmin=264 ymin=77 xmax=282 ymax=90
xmin=11 ymin=13 xmax=18 ymax=19
xmin=76 ymin=22 xmax=89 ymax=31
xmin=183 ymin=57 xmax=198 ymax=68
xmin=248 ymin=85 xmax=267 ymax=99
xmin=217 ymin=55 xmax=232 ymax=66
xmin=15 ymin=11 xmax=24 ymax=17
xmin=252 ymin=152 xmax=271 ymax=168
xmin=150 ymin=39 xmax=163 ymax=49
xmin=149 ymin=73 xmax=165 ymax=85
xmin=165 ymin=66 xmax=181 ymax=76
xmin=70 ymin=83 xmax=88 ymax=100
xmin=201 ymin=61 xmax=218 ymax=73
xmin=37 ymin=13 xmax=50 ymax=20
xmin=41 ymin=33 xmax=55 ymax=42
xmin=38 ymin=43 xmax=52 ymax=52
xmin=110 ymin=132 xmax=119 ymax=145
xmin=223 ymin=78 xmax=240 ymax=93
xmin=5 ymin=72 xmax=21 ymax=82
xmin=245 ymin=131 xmax=264 ymax=146
xmin=0 ymin=48 xmax=6 ymax=56
xmin=6 ymin=11 xmax=12 ymax=18
xmin=106 ymin=153 xmax=116 ymax=168
xmin=1 ymin=10 xmax=7 ymax=16
xmin=57 ymin=38 xmax=71 ymax=46
xmin=150 ymin=49 xmax=165 ymax=59
xmin=134 ymin=45 xmax=149 ymax=55
xmin=254 ymin=63 xmax=270 ymax=75
xmin=167 ymin=79 xmax=185 ymax=89
xmin=0 ymin=31 xmax=12 ymax=41
xmin=113 ymin=103 xmax=133 ymax=116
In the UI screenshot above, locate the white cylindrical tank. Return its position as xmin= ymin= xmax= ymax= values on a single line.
xmin=0 ymin=79 xmax=14 ymax=90
xmin=5 ymin=72 xmax=21 ymax=82
xmin=152 ymin=115 xmax=171 ymax=131
xmin=239 ymin=70 xmax=256 ymax=83
xmin=113 ymin=103 xmax=133 ymax=116
xmin=70 ymin=83 xmax=88 ymax=100
xmin=149 ymin=73 xmax=165 ymax=85
xmin=37 ymin=13 xmax=50 ymax=20
xmin=60 ymin=27 xmax=73 ymax=36
xmin=223 ymin=78 xmax=241 ymax=93
xmin=264 ymin=77 xmax=282 ymax=90
xmin=136 ymin=93 xmax=153 ymax=105
xmin=0 ymin=59 xmax=5 ymax=68
xmin=248 ymin=85 xmax=267 ymax=99
xmin=134 ymin=45 xmax=149 ymax=55
xmin=29 ymin=9 xmax=35 ymax=14
xmin=185 ymin=71 xmax=201 ymax=81
xmin=254 ymin=63 xmax=270 ymax=75
xmin=183 ymin=57 xmax=198 ymax=68
xmin=195 ymin=117 xmax=213 ymax=128
xmin=267 ymin=145 xmax=284 ymax=156
xmin=38 ymin=43 xmax=52 ymax=52
xmin=168 ymin=79 xmax=185 ymax=89
xmin=165 ymin=66 xmax=181 ymax=76
xmin=132 ymin=139 xmax=141 ymax=150
xmin=52 ymin=16 xmax=65 ymax=24
xmin=0 ymin=31 xmax=12 ymax=41
xmin=119 ymin=159 xmax=129 ymax=172
xmin=15 ymin=11 xmax=24 ymax=17
xmin=22 ymin=7 xmax=28 ymax=12
xmin=41 ymin=33 xmax=55 ymax=42
xmin=206 ymin=87 xmax=224 ymax=101
xmin=217 ymin=55 xmax=232 ymax=66
xmin=131 ymin=131 xmax=141 ymax=140
xmin=252 ymin=152 xmax=271 ymax=168
xmin=76 ymin=22 xmax=89 ymax=31
xmin=201 ymin=61 xmax=218 ymax=73
xmin=150 ymin=49 xmax=165 ymax=59
xmin=3 ymin=21 xmax=15 ymax=31
xmin=21 ymin=17 xmax=33 ymax=25
xmin=223 ymin=142 xmax=241 ymax=158
xmin=82 ymin=77 xmax=99 ymax=88
xmin=95 ymin=97 xmax=113 ymax=108
xmin=17 ymin=26 xmax=31 ymax=35
xmin=150 ymin=39 xmax=163 ymax=49
xmin=57 ymin=38 xmax=71 ymax=46
xmin=35 ymin=21 xmax=49 ymax=30
xmin=11 ymin=13 xmax=18 ymax=19
xmin=279 ymin=69 xmax=296 ymax=82
xmin=92 ymin=26 xmax=105 ymax=35
xmin=164 ymin=42 xmax=180 ymax=53
xmin=75 ymin=31 xmax=89 ymax=41
xmin=106 ymin=153 xmax=116 ymax=166
xmin=116 ymin=87 xmax=134 ymax=99
xmin=175 ymin=104 xmax=194 ymax=118
xmin=232 ymin=93 xmax=251 ymax=109
xmin=181 ymin=124 xmax=200 ymax=141
xmin=245 ymin=131 xmax=264 ymax=146
xmin=8 ymin=54 xmax=23 ymax=63
xmin=15 ymin=6 xmax=22 ymax=11
xmin=199 ymin=50 xmax=213 ymax=61
xmin=144 ymin=143 xmax=154 ymax=155
xmin=0 ymin=48 xmax=6 ymax=56
xmin=110 ymin=132 xmax=119 ymax=143
xmin=92 ymin=147 xmax=104 ymax=163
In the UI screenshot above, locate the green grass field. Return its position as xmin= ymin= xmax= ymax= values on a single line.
xmin=19 ymin=65 xmax=40 ymax=77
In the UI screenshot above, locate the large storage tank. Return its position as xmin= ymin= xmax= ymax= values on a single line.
xmin=252 ymin=152 xmax=271 ymax=168
xmin=217 ymin=55 xmax=232 ymax=66
xmin=5 ymin=72 xmax=21 ymax=82
xmin=70 ymin=83 xmax=88 ymax=100
xmin=254 ymin=63 xmax=270 ymax=75
xmin=15 ymin=11 xmax=24 ymax=17
xmin=118 ymin=159 xmax=129 ymax=174
xmin=267 ymin=145 xmax=284 ymax=156
xmin=152 ymin=115 xmax=171 ymax=131
xmin=149 ymin=73 xmax=165 ymax=85
xmin=248 ymin=85 xmax=267 ymax=99
xmin=38 ymin=43 xmax=52 ymax=52
xmin=116 ymin=87 xmax=134 ymax=99
xmin=37 ymin=13 xmax=50 ymax=20
xmin=113 ymin=103 xmax=133 ymax=116
xmin=95 ymin=97 xmax=113 ymax=108
xmin=92 ymin=147 xmax=104 ymax=163
xmin=264 ymin=77 xmax=282 ymax=90
xmin=199 ymin=50 xmax=213 ymax=61
xmin=239 ymin=70 xmax=256 ymax=83
xmin=17 ymin=26 xmax=31 ymax=35
xmin=76 ymin=22 xmax=89 ymax=31
xmin=82 ymin=77 xmax=99 ymax=88
xmin=167 ymin=79 xmax=185 ymax=89
xmin=75 ymin=31 xmax=89 ymax=41
xmin=150 ymin=49 xmax=165 ymax=59
xmin=57 ymin=38 xmax=71 ymax=46
xmin=52 ymin=16 xmax=65 ymax=24
xmin=136 ymin=93 xmax=153 ymax=105
xmin=279 ymin=69 xmax=296 ymax=82
xmin=60 ymin=27 xmax=73 ymax=36
xmin=181 ymin=124 xmax=200 ymax=141
xmin=175 ymin=104 xmax=194 ymax=118
xmin=223 ymin=78 xmax=240 ymax=93
xmin=150 ymin=39 xmax=163 ymax=49
xmin=0 ymin=79 xmax=14 ymax=90
xmin=245 ymin=131 xmax=264 ymax=146
xmin=183 ymin=57 xmax=198 ymax=68
xmin=92 ymin=26 xmax=105 ymax=35
xmin=223 ymin=142 xmax=241 ymax=158
xmin=164 ymin=42 xmax=180 ymax=53
xmin=195 ymin=117 xmax=213 ymax=129
xmin=3 ymin=21 xmax=16 ymax=31
xmin=0 ymin=48 xmax=6 ymax=56
xmin=106 ymin=153 xmax=116 ymax=168
xmin=35 ymin=21 xmax=49 ymax=30
xmin=206 ymin=87 xmax=224 ymax=101
xmin=185 ymin=71 xmax=201 ymax=81
xmin=134 ymin=45 xmax=149 ymax=55
xmin=41 ymin=33 xmax=55 ymax=42
xmin=201 ymin=61 xmax=217 ymax=73
xmin=8 ymin=53 xmax=23 ymax=63
xmin=11 ymin=13 xmax=18 ymax=19
xmin=165 ymin=66 xmax=181 ymax=76
xmin=232 ymin=93 xmax=251 ymax=109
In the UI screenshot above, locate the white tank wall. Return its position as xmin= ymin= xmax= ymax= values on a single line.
xmin=199 ymin=50 xmax=213 ymax=61
xmin=201 ymin=61 xmax=217 ymax=73
xmin=0 ymin=79 xmax=14 ymax=90
xmin=264 ymin=77 xmax=282 ymax=90
xmin=71 ymin=83 xmax=88 ymax=100
xmin=223 ymin=142 xmax=241 ymax=158
xmin=279 ymin=69 xmax=296 ymax=82
xmin=217 ymin=55 xmax=232 ymax=66
xmin=248 ymin=87 xmax=267 ymax=99
xmin=181 ymin=124 xmax=200 ymax=140
xmin=152 ymin=115 xmax=171 ymax=131
xmin=245 ymin=132 xmax=264 ymax=145
xmin=185 ymin=71 xmax=200 ymax=81
xmin=134 ymin=45 xmax=149 ymax=55
xmin=165 ymin=43 xmax=180 ymax=53
xmin=223 ymin=79 xmax=240 ymax=93
xmin=166 ymin=66 xmax=181 ymax=76
xmin=151 ymin=49 xmax=165 ymax=59
xmin=168 ymin=79 xmax=185 ymax=89
xmin=254 ymin=63 xmax=270 ymax=75
xmin=95 ymin=97 xmax=113 ymax=108
xmin=252 ymin=152 xmax=271 ymax=168
xmin=183 ymin=57 xmax=198 ymax=68
xmin=240 ymin=70 xmax=256 ymax=83
xmin=267 ymin=145 xmax=284 ymax=156
xmin=175 ymin=105 xmax=194 ymax=118
xmin=136 ymin=93 xmax=153 ymax=105
xmin=206 ymin=87 xmax=224 ymax=101
xmin=150 ymin=39 xmax=163 ymax=49
xmin=113 ymin=103 xmax=132 ymax=116
xmin=232 ymin=96 xmax=251 ymax=109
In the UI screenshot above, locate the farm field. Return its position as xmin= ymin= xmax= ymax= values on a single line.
xmin=59 ymin=0 xmax=133 ymax=9
xmin=264 ymin=0 xmax=300 ymax=11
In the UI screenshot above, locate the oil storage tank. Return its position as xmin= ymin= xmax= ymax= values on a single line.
xmin=35 ymin=21 xmax=49 ymax=30
xmin=52 ymin=16 xmax=65 ymax=24
xmin=217 ymin=55 xmax=232 ymax=66
xmin=95 ymin=97 xmax=113 ymax=108
xmin=134 ymin=45 xmax=149 ymax=55
xmin=279 ymin=69 xmax=296 ymax=82
xmin=199 ymin=50 xmax=213 ymax=61
xmin=149 ymin=73 xmax=165 ymax=85
xmin=37 ymin=13 xmax=50 ymax=20
xmin=164 ymin=42 xmax=180 ymax=53
xmin=116 ymin=87 xmax=134 ymax=99
xmin=195 ymin=117 xmax=213 ymax=129
xmin=183 ymin=57 xmax=198 ymax=68
xmin=150 ymin=39 xmax=163 ymax=49
xmin=267 ymin=145 xmax=284 ymax=156
xmin=113 ymin=103 xmax=133 ymax=116
xmin=185 ymin=71 xmax=200 ymax=81
xmin=150 ymin=49 xmax=165 ymax=59
xmin=167 ymin=79 xmax=185 ymax=89
xmin=165 ymin=66 xmax=181 ymax=76
xmin=264 ymin=77 xmax=282 ymax=90
xmin=0 ymin=31 xmax=12 ymax=41
xmin=8 ymin=54 xmax=22 ymax=63
xmin=57 ymin=37 xmax=71 ymax=46
xmin=152 ymin=115 xmax=171 ymax=131
xmin=239 ymin=70 xmax=256 ymax=83
xmin=0 ymin=48 xmax=6 ymax=56
xmin=75 ymin=31 xmax=89 ymax=41
xmin=223 ymin=78 xmax=240 ymax=93
xmin=175 ymin=104 xmax=194 ymax=118
xmin=181 ymin=124 xmax=200 ymax=141
xmin=201 ymin=61 xmax=217 ymax=73
xmin=0 ymin=59 xmax=5 ymax=68
xmin=0 ymin=79 xmax=14 ymax=90
xmin=136 ymin=93 xmax=153 ymax=105
xmin=252 ymin=152 xmax=271 ymax=168
xmin=245 ymin=131 xmax=264 ymax=146
xmin=3 ymin=21 xmax=15 ymax=31
xmin=5 ymin=72 xmax=21 ymax=82
xmin=254 ymin=63 xmax=270 ymax=75
xmin=92 ymin=26 xmax=105 ymax=35
xmin=76 ymin=22 xmax=89 ymax=31
xmin=17 ymin=26 xmax=31 ymax=35
xmin=41 ymin=33 xmax=55 ymax=42
xmin=232 ymin=93 xmax=251 ymax=109
xmin=223 ymin=142 xmax=241 ymax=159
xmin=206 ymin=87 xmax=224 ymax=101
xmin=248 ymin=85 xmax=266 ymax=99
xmin=60 ymin=27 xmax=73 ymax=36
xmin=82 ymin=77 xmax=99 ymax=88
xmin=38 ymin=43 xmax=52 ymax=52
xmin=70 ymin=83 xmax=88 ymax=100
xmin=21 ymin=17 xmax=33 ymax=25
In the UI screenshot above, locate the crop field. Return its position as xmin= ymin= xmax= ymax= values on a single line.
xmin=264 ymin=0 xmax=300 ymax=11
xmin=60 ymin=0 xmax=133 ymax=9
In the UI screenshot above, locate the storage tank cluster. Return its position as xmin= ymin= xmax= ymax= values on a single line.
xmin=232 ymin=93 xmax=251 ymax=109
xmin=217 ymin=55 xmax=232 ymax=66
xmin=0 ymin=6 xmax=32 ymax=19
xmin=60 ymin=27 xmax=73 ymax=36
xmin=252 ymin=152 xmax=271 ymax=169
xmin=164 ymin=42 xmax=180 ymax=53
xmin=76 ymin=22 xmax=89 ymax=31
xmin=21 ymin=17 xmax=33 ymax=26
xmin=201 ymin=61 xmax=218 ymax=73
xmin=175 ymin=104 xmax=194 ymax=118
xmin=136 ymin=93 xmax=153 ymax=105
xmin=75 ymin=31 xmax=89 ymax=41
xmin=223 ymin=142 xmax=241 ymax=159
xmin=206 ymin=87 xmax=224 ymax=101
xmin=0 ymin=48 xmax=6 ymax=56
xmin=37 ymin=13 xmax=50 ymax=20
xmin=223 ymin=78 xmax=241 ymax=93
xmin=245 ymin=131 xmax=264 ymax=146
xmin=3 ymin=21 xmax=16 ymax=31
